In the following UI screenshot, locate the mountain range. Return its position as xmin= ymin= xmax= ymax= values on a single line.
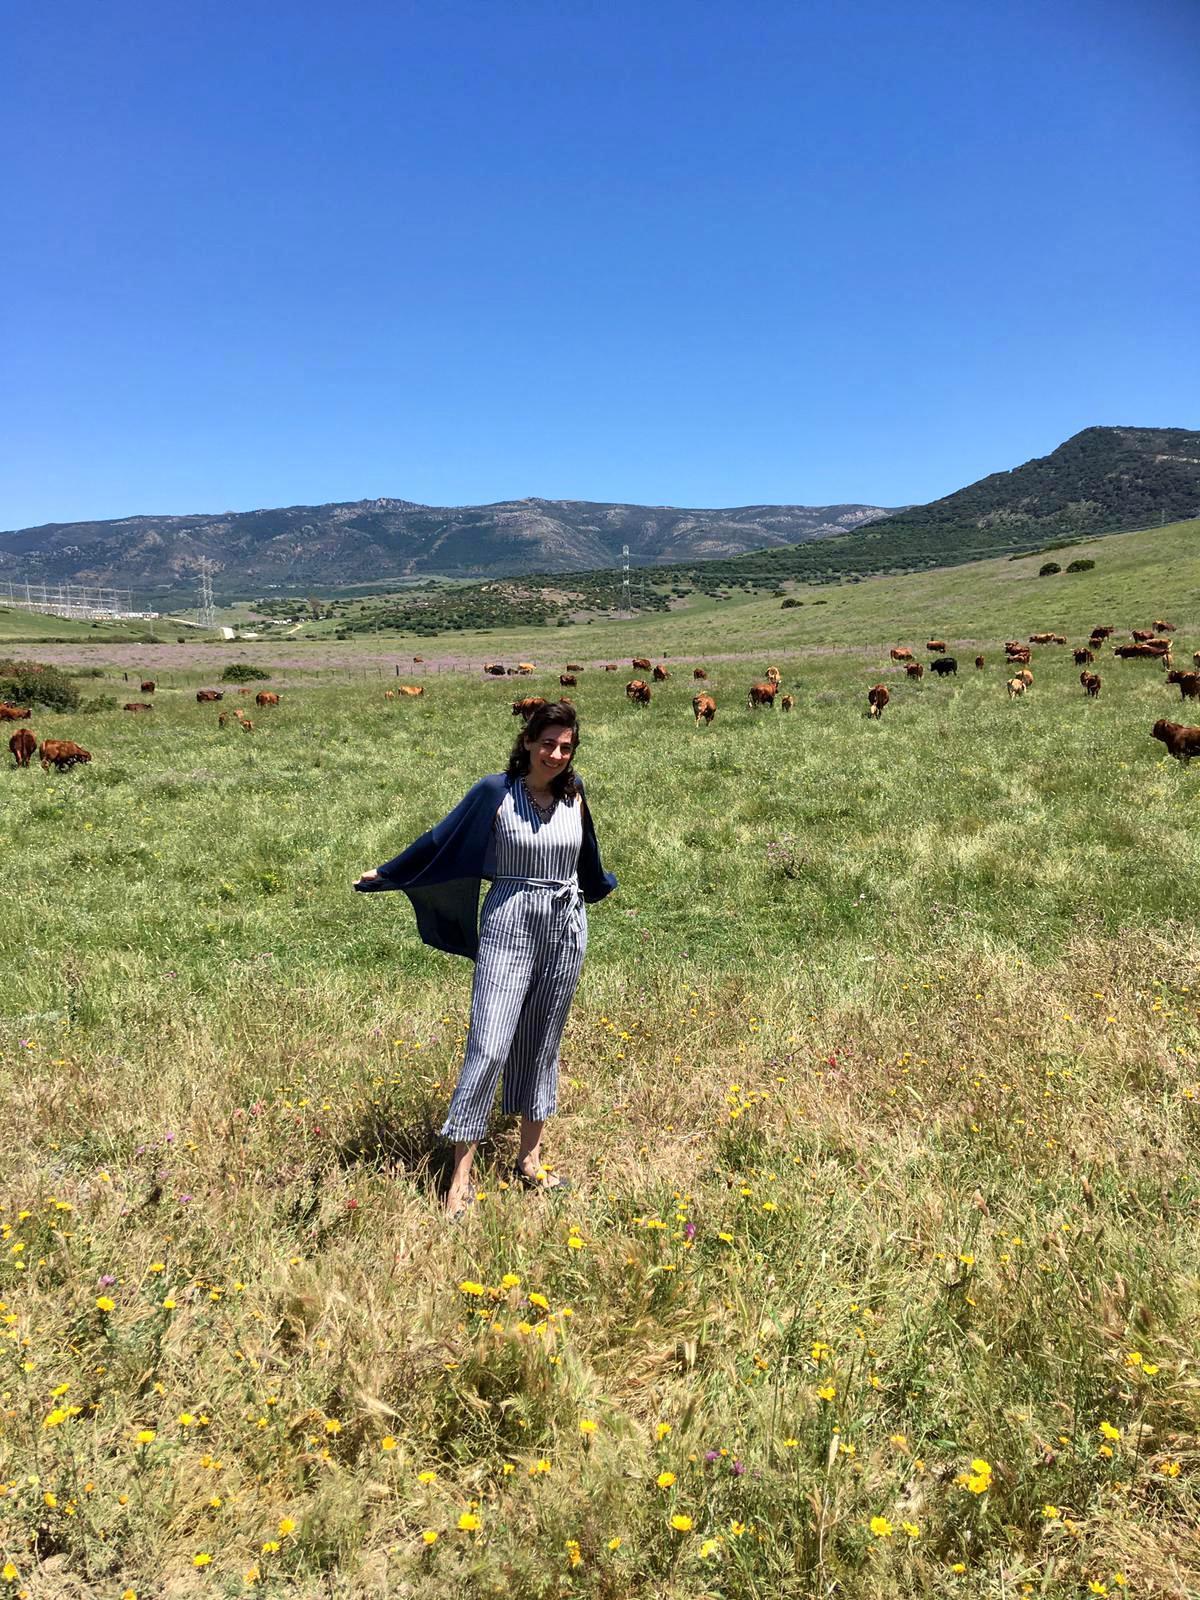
xmin=1 ymin=426 xmax=1196 ymax=599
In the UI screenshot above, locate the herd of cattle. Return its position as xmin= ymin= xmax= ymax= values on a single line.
xmin=6 ymin=619 xmax=1200 ymax=771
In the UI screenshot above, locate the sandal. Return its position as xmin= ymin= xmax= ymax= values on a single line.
xmin=511 ymin=1161 xmax=571 ymax=1195
xmin=445 ymin=1190 xmax=476 ymax=1223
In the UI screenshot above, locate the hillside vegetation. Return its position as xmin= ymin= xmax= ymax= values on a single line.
xmin=1 ymin=539 xmax=1198 ymax=1598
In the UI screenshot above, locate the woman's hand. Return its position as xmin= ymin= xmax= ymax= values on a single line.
xmin=353 ymin=868 xmax=382 ymax=889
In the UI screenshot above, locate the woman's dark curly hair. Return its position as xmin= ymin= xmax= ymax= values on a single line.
xmin=506 ymin=700 xmax=581 ymax=802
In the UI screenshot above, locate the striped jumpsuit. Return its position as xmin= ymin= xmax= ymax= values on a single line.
xmin=441 ymin=781 xmax=587 ymax=1143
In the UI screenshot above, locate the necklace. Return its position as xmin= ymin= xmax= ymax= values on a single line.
xmin=522 ymin=777 xmax=557 ymax=820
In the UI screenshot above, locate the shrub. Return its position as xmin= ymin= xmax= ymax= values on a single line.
xmin=80 ymin=695 xmax=119 ymax=714
xmin=220 ymin=663 xmax=271 ymax=683
xmin=0 ymin=659 xmax=80 ymax=711
xmin=780 ymin=597 xmax=802 ymax=608
xmin=1039 ymin=562 xmax=1062 ymax=577
xmin=1066 ymin=558 xmax=1095 ymax=573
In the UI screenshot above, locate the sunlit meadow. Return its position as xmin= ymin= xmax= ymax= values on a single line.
xmin=1 ymin=538 xmax=1198 ymax=1597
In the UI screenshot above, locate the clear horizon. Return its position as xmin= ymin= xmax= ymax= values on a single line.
xmin=5 ymin=0 xmax=1199 ymax=531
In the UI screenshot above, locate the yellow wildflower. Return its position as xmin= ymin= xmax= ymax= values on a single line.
xmin=670 ymin=1513 xmax=693 ymax=1531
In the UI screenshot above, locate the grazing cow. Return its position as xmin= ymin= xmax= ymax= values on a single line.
xmin=1006 ymin=647 xmax=1031 ymax=665
xmin=1006 ymin=677 xmax=1026 ymax=699
xmin=926 ymin=640 xmax=947 ymax=653
xmin=867 ymin=684 xmax=890 ymax=718
xmin=512 ymin=696 xmax=547 ymax=720
xmin=1029 ymin=633 xmax=1056 ymax=645
xmin=1167 ymin=671 xmax=1200 ymax=701
xmin=564 ymin=664 xmax=583 ymax=672
xmin=240 ymin=718 xmax=254 ymax=731
xmin=40 ymin=739 xmax=91 ymax=772
xmin=780 ymin=693 xmax=795 ymax=712
xmin=218 ymin=712 xmax=229 ymax=728
xmin=625 ymin=679 xmax=651 ymax=706
xmin=692 ymin=693 xmax=717 ymax=726
xmin=1114 ymin=643 xmax=1170 ymax=662
xmin=1152 ymin=720 xmax=1200 ymax=763
xmin=1003 ymin=641 xmax=1021 ymax=653
xmin=1074 ymin=648 xmax=1094 ymax=666
xmin=1132 ymin=629 xmax=1156 ymax=643
xmin=1193 ymin=652 xmax=1200 ymax=670
xmin=559 ymin=674 xmax=577 ymax=688
xmin=384 ymin=690 xmax=395 ymax=700
xmin=652 ymin=664 xmax=669 ymax=682
xmin=889 ymin=647 xmax=914 ymax=663
xmin=122 ymin=702 xmax=154 ymax=712
xmin=8 ymin=729 xmax=37 ymax=767
xmin=196 ymin=689 xmax=223 ymax=703
xmin=604 ymin=663 xmax=618 ymax=671
xmin=765 ymin=666 xmax=782 ymax=686
xmin=1090 ymin=626 xmax=1115 ymax=641
xmin=975 ymin=656 xmax=985 ymax=669
xmin=929 ymin=657 xmax=958 ymax=676
xmin=255 ymin=691 xmax=280 ymax=707
xmin=399 ymin=685 xmax=425 ymax=696
xmin=140 ymin=680 xmax=156 ymax=693
xmin=632 ymin=657 xmax=652 ymax=671
xmin=1154 ymin=620 xmax=1176 ymax=633
xmin=1015 ymin=668 xmax=1034 ymax=688
xmin=747 ymin=682 xmax=778 ymax=709
xmin=0 ymin=704 xmax=33 ymax=721
xmin=905 ymin=661 xmax=924 ymax=680
xmin=516 ymin=663 xmax=535 ymax=675
xmin=1080 ymin=671 xmax=1102 ymax=697
xmin=413 ymin=656 xmax=424 ymax=663
xmin=484 ymin=663 xmax=507 ymax=676
xmin=693 ymin=667 xmax=708 ymax=680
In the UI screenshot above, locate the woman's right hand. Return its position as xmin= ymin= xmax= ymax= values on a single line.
xmin=353 ymin=868 xmax=382 ymax=889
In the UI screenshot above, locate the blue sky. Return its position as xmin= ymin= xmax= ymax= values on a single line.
xmin=5 ymin=0 xmax=1198 ymax=528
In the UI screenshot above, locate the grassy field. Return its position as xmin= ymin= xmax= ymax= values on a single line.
xmin=1 ymin=538 xmax=1198 ymax=1598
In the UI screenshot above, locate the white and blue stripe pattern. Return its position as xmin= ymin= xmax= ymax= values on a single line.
xmin=441 ymin=780 xmax=587 ymax=1143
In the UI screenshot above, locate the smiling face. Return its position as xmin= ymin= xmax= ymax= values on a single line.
xmin=524 ymin=722 xmax=576 ymax=788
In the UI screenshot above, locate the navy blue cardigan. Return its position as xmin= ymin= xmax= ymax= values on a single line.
xmin=353 ymin=772 xmax=616 ymax=959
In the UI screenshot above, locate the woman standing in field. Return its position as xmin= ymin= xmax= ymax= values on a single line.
xmin=354 ymin=701 xmax=615 ymax=1217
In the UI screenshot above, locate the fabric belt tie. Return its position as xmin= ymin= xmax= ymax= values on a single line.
xmin=493 ymin=875 xmax=582 ymax=910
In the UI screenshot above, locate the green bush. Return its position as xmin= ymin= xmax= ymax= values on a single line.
xmin=1039 ymin=562 xmax=1062 ymax=576
xmin=0 ymin=659 xmax=81 ymax=711
xmin=1066 ymin=558 xmax=1095 ymax=573
xmin=780 ymin=597 xmax=802 ymax=608
xmin=80 ymin=695 xmax=120 ymax=714
xmin=220 ymin=663 xmax=272 ymax=683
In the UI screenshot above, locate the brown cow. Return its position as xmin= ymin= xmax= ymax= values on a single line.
xmin=255 ymin=691 xmax=280 ymax=707
xmin=1073 ymin=648 xmax=1094 ymax=666
xmin=905 ymin=661 xmax=924 ymax=680
xmin=1154 ymin=620 xmax=1176 ymax=633
xmin=1193 ymin=652 xmax=1200 ymax=671
xmin=1006 ymin=648 xmax=1031 ymax=665
xmin=889 ymin=647 xmax=914 ymax=663
xmin=631 ymin=657 xmax=652 ymax=671
xmin=604 ymin=663 xmax=618 ymax=671
xmin=512 ymin=696 xmax=547 ymax=720
xmin=40 ymin=739 xmax=91 ymax=772
xmin=218 ymin=712 xmax=229 ymax=728
xmin=564 ymin=664 xmax=583 ymax=673
xmin=780 ymin=693 xmax=795 ymax=712
xmin=399 ymin=685 xmax=425 ymax=696
xmin=1132 ymin=629 xmax=1156 ymax=643
xmin=484 ymin=663 xmax=507 ymax=676
xmin=140 ymin=680 xmax=156 ymax=693
xmin=240 ymin=718 xmax=254 ymax=732
xmin=559 ymin=674 xmax=577 ymax=688
xmin=8 ymin=729 xmax=37 ymax=767
xmin=1080 ymin=671 xmax=1101 ymax=698
xmin=652 ymin=664 xmax=669 ymax=682
xmin=693 ymin=667 xmax=708 ymax=680
xmin=1167 ymin=671 xmax=1200 ymax=701
xmin=1090 ymin=626 xmax=1115 ymax=641
xmin=867 ymin=684 xmax=889 ymax=718
xmin=384 ymin=690 xmax=395 ymax=700
xmin=0 ymin=704 xmax=33 ymax=721
xmin=625 ymin=679 xmax=651 ymax=706
xmin=122 ymin=702 xmax=154 ymax=712
xmin=413 ymin=656 xmax=424 ymax=663
xmin=516 ymin=663 xmax=535 ymax=674
xmin=1152 ymin=720 xmax=1200 ymax=763
xmin=1006 ymin=677 xmax=1026 ymax=699
xmin=747 ymin=682 xmax=778 ymax=709
xmin=974 ymin=655 xmax=985 ymax=669
xmin=926 ymin=640 xmax=947 ymax=653
xmin=196 ymin=689 xmax=223 ymax=703
xmin=692 ymin=693 xmax=716 ymax=726
xmin=1015 ymin=668 xmax=1034 ymax=688
xmin=765 ymin=666 xmax=782 ymax=686
xmin=1029 ymin=633 xmax=1056 ymax=645
xmin=1114 ymin=643 xmax=1170 ymax=661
